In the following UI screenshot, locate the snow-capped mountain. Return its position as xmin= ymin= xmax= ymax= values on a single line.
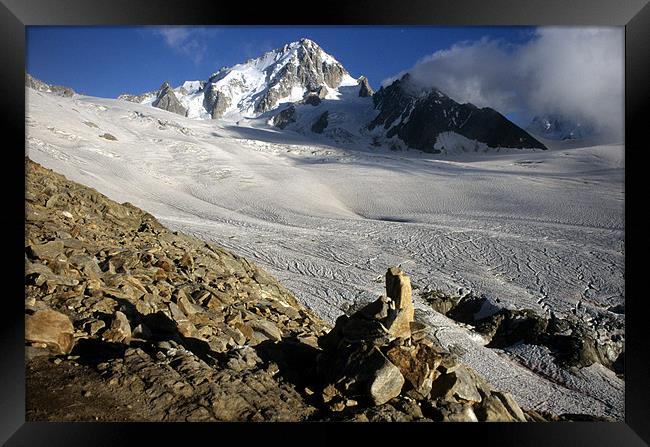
xmin=367 ymin=74 xmax=546 ymax=153
xmin=117 ymin=39 xmax=546 ymax=153
xmin=119 ymin=38 xmax=359 ymax=121
xmin=526 ymin=114 xmax=594 ymax=140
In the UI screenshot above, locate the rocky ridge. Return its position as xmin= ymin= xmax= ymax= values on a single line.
xmin=369 ymin=74 xmax=547 ymax=153
xmin=27 ymin=158 xmax=567 ymax=422
xmin=109 ymin=40 xmax=546 ymax=154
xmin=26 ymin=74 xmax=75 ymax=97
xmin=151 ymin=82 xmax=188 ymax=117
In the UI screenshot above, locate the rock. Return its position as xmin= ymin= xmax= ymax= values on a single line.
xmin=358 ymin=295 xmax=390 ymax=320
xmin=357 ymin=76 xmax=374 ymax=97
xmin=25 ymin=345 xmax=51 ymax=361
xmin=132 ymin=323 xmax=152 ymax=340
xmin=177 ymin=296 xmax=201 ymax=316
xmin=492 ymin=391 xmax=527 ymax=422
xmin=26 ymin=241 xmax=65 ymax=261
xmin=99 ymin=133 xmax=117 ymax=141
xmin=206 ymin=89 xmax=231 ymax=119
xmin=82 ymin=319 xmax=106 ymax=336
xmin=341 ymin=317 xmax=389 ymax=343
xmin=384 ymin=267 xmax=414 ymax=339
xmin=26 ymin=73 xmax=75 ymax=97
xmin=249 ymin=319 xmax=282 ymax=342
xmin=475 ymin=392 xmax=517 ymax=422
xmin=441 ymin=402 xmax=479 ymax=422
xmin=386 ymin=344 xmax=437 ymax=398
xmin=321 ymin=383 xmax=341 ymax=403
xmin=430 ymin=365 xmax=482 ymax=403
xmin=311 ymin=111 xmax=329 ymax=134
xmin=303 ymin=92 xmax=322 ymax=106
xmin=368 ymin=73 xmax=546 ymax=153
xmin=102 ymin=311 xmax=131 ymax=344
xmin=152 ymin=82 xmax=187 ymax=116
xmin=359 ymin=347 xmax=405 ymax=406
xmin=272 ymin=105 xmax=296 ymax=129
xmin=234 ymin=322 xmax=254 ymax=341
xmin=317 ymin=314 xmax=348 ymax=351
xmin=422 ymin=290 xmax=460 ymax=315
xmin=25 ymin=309 xmax=75 ymax=355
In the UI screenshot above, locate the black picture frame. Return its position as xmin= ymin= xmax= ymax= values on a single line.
xmin=2 ymin=0 xmax=648 ymax=445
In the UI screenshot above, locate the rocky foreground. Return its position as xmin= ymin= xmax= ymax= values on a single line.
xmin=27 ymin=157 xmax=573 ymax=422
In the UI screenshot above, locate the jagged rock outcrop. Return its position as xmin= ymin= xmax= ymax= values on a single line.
xmin=272 ymin=106 xmax=297 ymax=129
xmin=358 ymin=76 xmax=374 ymax=97
xmin=369 ymin=73 xmax=546 ymax=153
xmin=203 ymin=83 xmax=231 ymax=119
xmin=311 ymin=111 xmax=329 ymax=134
xmin=26 ymin=73 xmax=75 ymax=97
xmin=302 ymin=86 xmax=328 ymax=106
xmin=152 ymin=82 xmax=187 ymax=117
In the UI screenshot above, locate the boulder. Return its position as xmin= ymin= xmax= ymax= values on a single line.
xmin=386 ymin=344 xmax=441 ymax=398
xmin=25 ymin=309 xmax=75 ymax=354
xmin=27 ymin=241 xmax=65 ymax=261
xmin=475 ymin=392 xmax=518 ymax=422
xmin=102 ymin=311 xmax=132 ymax=344
xmin=249 ymin=319 xmax=282 ymax=342
xmin=429 ymin=365 xmax=482 ymax=403
xmin=492 ymin=391 xmax=527 ymax=422
xmin=360 ymin=347 xmax=405 ymax=405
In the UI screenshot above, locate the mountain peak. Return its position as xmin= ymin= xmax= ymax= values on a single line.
xmin=195 ymin=38 xmax=358 ymax=119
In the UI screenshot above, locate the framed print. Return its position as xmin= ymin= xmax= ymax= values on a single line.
xmin=2 ymin=0 xmax=649 ymax=445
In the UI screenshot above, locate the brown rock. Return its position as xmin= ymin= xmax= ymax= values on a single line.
xmin=102 ymin=311 xmax=131 ymax=344
xmin=249 ymin=319 xmax=282 ymax=342
xmin=363 ymin=347 xmax=405 ymax=405
xmin=492 ymin=391 xmax=527 ymax=422
xmin=384 ymin=267 xmax=414 ymax=339
xmin=386 ymin=345 xmax=435 ymax=398
xmin=25 ymin=309 xmax=75 ymax=354
xmin=234 ymin=322 xmax=254 ymax=341
xmin=27 ymin=241 xmax=65 ymax=261
xmin=475 ymin=392 xmax=518 ymax=422
xmin=430 ymin=365 xmax=482 ymax=403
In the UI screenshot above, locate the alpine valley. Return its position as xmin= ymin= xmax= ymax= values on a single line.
xmin=25 ymin=38 xmax=624 ymax=421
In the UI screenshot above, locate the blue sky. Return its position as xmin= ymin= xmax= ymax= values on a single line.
xmin=26 ymin=26 xmax=535 ymax=98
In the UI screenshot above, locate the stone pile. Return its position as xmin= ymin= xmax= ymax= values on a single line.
xmin=25 ymin=158 xmax=328 ymax=421
xmin=314 ymin=267 xmax=527 ymax=422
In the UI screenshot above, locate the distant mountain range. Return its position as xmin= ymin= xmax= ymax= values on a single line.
xmin=31 ymin=38 xmax=549 ymax=153
xmin=526 ymin=114 xmax=595 ymax=141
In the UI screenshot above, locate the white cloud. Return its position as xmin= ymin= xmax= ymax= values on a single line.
xmin=386 ymin=28 xmax=624 ymax=140
xmin=153 ymin=27 xmax=221 ymax=65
